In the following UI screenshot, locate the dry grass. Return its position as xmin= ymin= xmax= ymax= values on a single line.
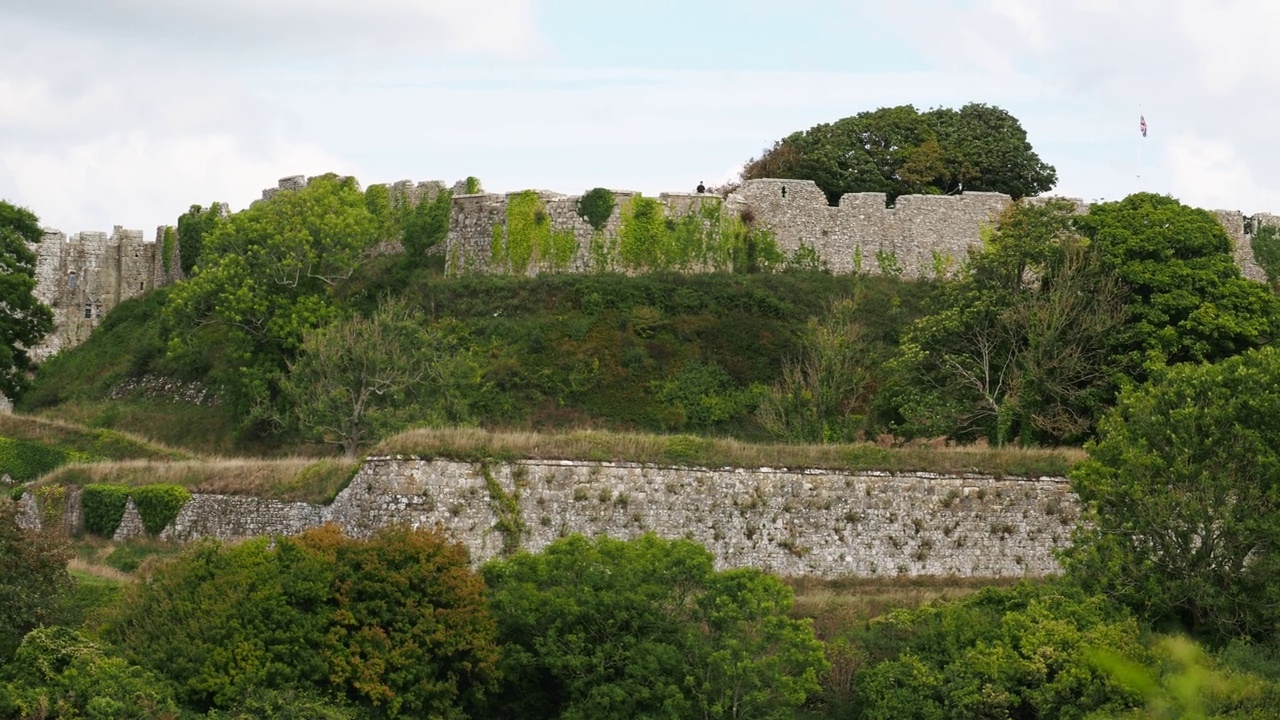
xmin=68 ymin=558 xmax=134 ymax=584
xmin=786 ymin=575 xmax=1022 ymax=639
xmin=36 ymin=457 xmax=360 ymax=504
xmin=375 ymin=427 xmax=1084 ymax=478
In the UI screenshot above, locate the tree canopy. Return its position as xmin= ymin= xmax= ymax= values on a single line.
xmin=0 ymin=498 xmax=72 ymax=660
xmin=0 ymin=200 xmax=54 ymax=400
xmin=165 ymin=175 xmax=382 ymax=434
xmin=1078 ymin=192 xmax=1280 ymax=378
xmin=1064 ymin=346 xmax=1280 ymax=642
xmin=481 ymin=533 xmax=826 ymax=720
xmin=112 ymin=524 xmax=499 ymax=717
xmin=742 ymin=103 xmax=1057 ymax=204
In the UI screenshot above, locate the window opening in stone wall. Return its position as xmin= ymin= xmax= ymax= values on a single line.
xmin=140 ymin=282 xmax=144 ymax=292
xmin=781 ymin=185 xmax=787 ymax=199
xmin=68 ymin=271 xmax=76 ymax=289
xmin=84 ymin=303 xmax=93 ymax=319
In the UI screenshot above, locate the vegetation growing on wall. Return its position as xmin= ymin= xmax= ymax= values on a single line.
xmin=576 ymin=187 xmax=616 ymax=231
xmin=129 ymin=483 xmax=191 ymax=535
xmin=615 ymin=194 xmax=784 ymax=273
xmin=490 ymin=191 xmax=578 ymax=274
xmin=81 ymin=483 xmax=131 ymax=536
xmin=160 ymin=226 xmax=176 ymax=275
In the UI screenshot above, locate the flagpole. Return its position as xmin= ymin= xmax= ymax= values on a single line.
xmin=1137 ymin=106 xmax=1143 ymax=190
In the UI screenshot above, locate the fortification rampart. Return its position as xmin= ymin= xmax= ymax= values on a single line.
xmin=446 ymin=178 xmax=1276 ymax=282
xmin=29 ymin=225 xmax=183 ymax=362
xmin=19 ymin=459 xmax=1079 ymax=578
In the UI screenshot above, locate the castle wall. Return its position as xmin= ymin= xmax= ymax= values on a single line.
xmin=23 ymin=459 xmax=1079 ymax=579
xmin=29 ymin=226 xmax=169 ymax=362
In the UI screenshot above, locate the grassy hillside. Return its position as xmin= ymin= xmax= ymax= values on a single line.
xmin=0 ymin=414 xmax=189 ymax=483
xmin=374 ymin=426 xmax=1082 ymax=479
xmin=22 ymin=267 xmax=937 ymax=454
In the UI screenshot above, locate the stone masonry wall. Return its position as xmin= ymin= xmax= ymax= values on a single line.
xmin=446 ymin=178 xmax=1273 ymax=282
xmin=29 ymin=225 xmax=179 ymax=362
xmin=24 ymin=459 xmax=1081 ymax=579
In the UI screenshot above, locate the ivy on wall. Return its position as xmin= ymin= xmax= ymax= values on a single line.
xmin=491 ymin=191 xmax=578 ymax=274
xmin=82 ymin=484 xmax=131 ymax=536
xmin=161 ymin=227 xmax=176 ymax=275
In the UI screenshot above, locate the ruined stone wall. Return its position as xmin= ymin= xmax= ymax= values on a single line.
xmin=24 ymin=459 xmax=1080 ymax=579
xmin=446 ymin=178 xmax=1272 ymax=281
xmin=30 ymin=226 xmax=174 ymax=362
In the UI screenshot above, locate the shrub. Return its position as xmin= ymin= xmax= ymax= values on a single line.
xmin=0 ymin=438 xmax=73 ymax=483
xmin=81 ymin=483 xmax=130 ymax=537
xmin=577 ymin=187 xmax=616 ymax=232
xmin=130 ymin=484 xmax=191 ymax=536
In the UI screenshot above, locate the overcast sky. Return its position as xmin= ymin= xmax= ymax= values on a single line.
xmin=3 ymin=0 xmax=1278 ymax=235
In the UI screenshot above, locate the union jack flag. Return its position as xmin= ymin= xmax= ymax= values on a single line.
xmin=1140 ymin=115 xmax=1148 ymax=137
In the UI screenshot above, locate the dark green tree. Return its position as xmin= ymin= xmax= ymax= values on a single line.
xmin=0 ymin=497 xmax=71 ymax=660
xmin=175 ymin=201 xmax=225 ymax=275
xmin=1078 ymin=193 xmax=1280 ymax=379
xmin=165 ymin=175 xmax=381 ymax=434
xmin=481 ymin=534 xmax=825 ymax=720
xmin=0 ymin=200 xmax=54 ymax=400
xmin=1064 ymin=346 xmax=1280 ymax=642
xmin=742 ymin=104 xmax=1056 ymax=204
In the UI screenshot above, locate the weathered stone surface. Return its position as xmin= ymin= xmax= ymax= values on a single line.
xmin=112 ymin=499 xmax=145 ymax=541
xmin=25 ymin=459 xmax=1084 ymax=579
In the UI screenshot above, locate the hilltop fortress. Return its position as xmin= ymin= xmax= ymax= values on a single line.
xmin=24 ymin=174 xmax=1280 ymax=363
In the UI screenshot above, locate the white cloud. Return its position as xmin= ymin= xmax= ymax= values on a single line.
xmin=3 ymin=133 xmax=348 ymax=233
xmin=2 ymin=0 xmax=544 ymax=60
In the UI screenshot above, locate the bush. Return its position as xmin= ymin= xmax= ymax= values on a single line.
xmin=81 ymin=483 xmax=131 ymax=537
xmin=577 ymin=187 xmax=616 ymax=232
xmin=0 ymin=437 xmax=72 ymax=482
xmin=129 ymin=484 xmax=191 ymax=536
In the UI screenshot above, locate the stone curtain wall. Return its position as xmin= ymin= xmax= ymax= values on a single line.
xmin=29 ymin=226 xmax=177 ymax=362
xmin=25 ymin=459 xmax=1081 ymax=579
xmin=446 ymin=178 xmax=1273 ymax=282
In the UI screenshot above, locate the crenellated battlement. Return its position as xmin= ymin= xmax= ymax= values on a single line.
xmin=29 ymin=224 xmax=182 ymax=362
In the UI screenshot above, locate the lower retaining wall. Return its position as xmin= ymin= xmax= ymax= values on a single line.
xmin=24 ymin=458 xmax=1081 ymax=578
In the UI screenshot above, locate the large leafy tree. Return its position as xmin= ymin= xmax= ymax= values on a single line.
xmin=0 ymin=200 xmax=54 ymax=400
xmin=885 ymin=200 xmax=1127 ymax=445
xmin=1064 ymin=346 xmax=1280 ymax=642
xmin=1078 ymin=192 xmax=1280 ymax=378
xmin=281 ymin=300 xmax=480 ymax=457
xmin=742 ymin=104 xmax=1056 ymax=203
xmin=165 ymin=174 xmax=381 ymax=434
xmin=481 ymin=533 xmax=826 ymax=720
xmin=113 ymin=524 xmax=499 ymax=717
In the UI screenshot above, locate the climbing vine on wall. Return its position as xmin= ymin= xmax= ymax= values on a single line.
xmin=491 ymin=191 xmax=578 ymax=274
xmin=616 ymin=195 xmax=784 ymax=273
xmin=161 ymin=227 xmax=176 ymax=275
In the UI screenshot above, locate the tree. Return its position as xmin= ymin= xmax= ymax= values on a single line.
xmin=281 ymin=299 xmax=478 ymax=457
xmin=175 ymin=201 xmax=226 ymax=276
xmin=0 ymin=626 xmax=179 ymax=719
xmin=481 ymin=534 xmax=826 ymax=720
xmin=112 ymin=524 xmax=498 ymax=717
xmin=846 ymin=583 xmax=1145 ymax=720
xmin=0 ymin=497 xmax=71 ymax=660
xmin=742 ymin=104 xmax=1056 ymax=204
xmin=1078 ymin=193 xmax=1280 ymax=379
xmin=0 ymin=200 xmax=55 ymax=400
xmin=1064 ymin=346 xmax=1280 ymax=642
xmin=165 ymin=174 xmax=382 ymax=434
xmin=885 ymin=200 xmax=1128 ymax=445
